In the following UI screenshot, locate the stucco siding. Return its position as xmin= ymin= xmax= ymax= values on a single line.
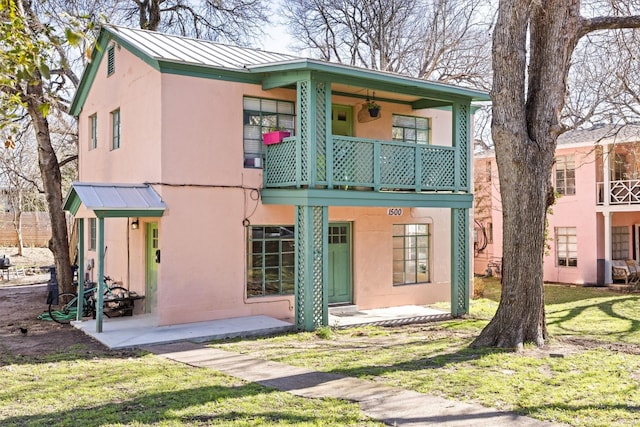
xmin=79 ymin=44 xmax=162 ymax=183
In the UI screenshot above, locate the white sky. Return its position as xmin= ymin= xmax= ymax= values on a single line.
xmin=257 ymin=6 xmax=297 ymax=55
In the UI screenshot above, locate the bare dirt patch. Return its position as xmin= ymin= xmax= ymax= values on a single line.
xmin=0 ymin=247 xmax=122 ymax=363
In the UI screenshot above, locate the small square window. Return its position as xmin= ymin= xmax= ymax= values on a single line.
xmin=243 ymin=97 xmax=295 ymax=168
xmin=392 ymin=114 xmax=430 ymax=144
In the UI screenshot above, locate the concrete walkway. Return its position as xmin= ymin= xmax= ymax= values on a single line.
xmin=73 ymin=305 xmax=450 ymax=349
xmin=146 ymin=341 xmax=564 ymax=427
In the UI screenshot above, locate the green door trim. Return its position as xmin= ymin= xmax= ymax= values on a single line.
xmin=145 ymin=222 xmax=159 ymax=313
xmin=331 ymin=104 xmax=353 ymax=137
xmin=328 ymin=222 xmax=352 ymax=304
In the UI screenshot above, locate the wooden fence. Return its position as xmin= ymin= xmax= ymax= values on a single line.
xmin=0 ymin=212 xmax=51 ymax=247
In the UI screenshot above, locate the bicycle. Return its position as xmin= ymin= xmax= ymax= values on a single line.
xmin=47 ymin=276 xmax=129 ymax=324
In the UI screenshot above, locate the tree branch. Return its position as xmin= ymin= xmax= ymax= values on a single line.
xmin=58 ymin=154 xmax=77 ymax=168
xmin=579 ymin=15 xmax=640 ymax=38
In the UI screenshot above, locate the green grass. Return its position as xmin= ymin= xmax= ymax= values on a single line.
xmin=4 ymin=280 xmax=640 ymax=426
xmin=0 ymin=353 xmax=383 ymax=426
xmin=211 ymin=280 xmax=640 ymax=426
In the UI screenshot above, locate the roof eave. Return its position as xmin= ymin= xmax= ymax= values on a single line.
xmin=70 ymin=27 xmax=162 ymax=117
xmin=247 ymin=59 xmax=491 ymax=102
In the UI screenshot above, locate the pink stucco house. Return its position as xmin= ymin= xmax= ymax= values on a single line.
xmin=474 ymin=124 xmax=640 ymax=286
xmin=65 ymin=25 xmax=489 ymax=331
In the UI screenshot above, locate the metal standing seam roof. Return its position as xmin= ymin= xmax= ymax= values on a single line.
xmin=64 ymin=182 xmax=166 ymax=215
xmin=556 ymin=123 xmax=640 ymax=147
xmin=104 ymin=25 xmax=489 ymax=100
xmin=474 ymin=124 xmax=640 ymax=158
xmin=107 ymin=25 xmax=298 ymax=70
xmin=70 ymin=25 xmax=490 ymax=116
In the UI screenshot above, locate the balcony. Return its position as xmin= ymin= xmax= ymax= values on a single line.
xmin=597 ymin=180 xmax=640 ymax=205
xmin=264 ymin=135 xmax=461 ymax=192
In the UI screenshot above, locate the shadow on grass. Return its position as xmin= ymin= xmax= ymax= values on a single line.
xmin=0 ymin=345 xmax=143 ymax=367
xmin=520 ymin=402 xmax=640 ymax=420
xmin=326 ymin=340 xmax=510 ymax=379
xmin=1 ymin=383 xmax=338 ymax=427
xmin=547 ymin=295 xmax=640 ymax=341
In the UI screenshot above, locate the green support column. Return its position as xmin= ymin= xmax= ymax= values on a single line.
xmin=295 ymin=205 xmax=328 ymax=331
xmin=96 ymin=217 xmax=105 ymax=332
xmin=451 ymin=99 xmax=471 ymax=316
xmin=293 ymin=73 xmax=330 ymax=331
xmin=451 ymin=208 xmax=470 ymax=316
xmin=452 ymin=101 xmax=471 ymax=192
xmin=76 ymin=218 xmax=85 ymax=321
xmin=296 ymin=76 xmax=328 ymax=187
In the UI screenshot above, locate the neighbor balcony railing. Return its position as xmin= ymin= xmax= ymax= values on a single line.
xmin=597 ymin=180 xmax=640 ymax=205
xmin=265 ymin=135 xmax=460 ymax=192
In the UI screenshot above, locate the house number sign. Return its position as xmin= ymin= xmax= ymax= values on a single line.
xmin=387 ymin=208 xmax=403 ymax=216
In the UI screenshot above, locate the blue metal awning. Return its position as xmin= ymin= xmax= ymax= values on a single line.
xmin=64 ymin=182 xmax=166 ymax=217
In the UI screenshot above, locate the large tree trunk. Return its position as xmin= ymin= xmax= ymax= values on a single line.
xmin=23 ymin=72 xmax=73 ymax=293
xmin=473 ymin=1 xmax=640 ymax=350
xmin=472 ymin=0 xmax=581 ymax=349
xmin=140 ymin=0 xmax=162 ymax=31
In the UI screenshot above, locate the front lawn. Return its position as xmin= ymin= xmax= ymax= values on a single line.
xmin=212 ymin=280 xmax=640 ymax=427
xmin=0 ymin=352 xmax=382 ymax=426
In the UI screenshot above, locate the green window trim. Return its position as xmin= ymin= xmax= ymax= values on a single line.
xmin=392 ymin=223 xmax=431 ymax=285
xmin=88 ymin=218 xmax=97 ymax=251
xmin=111 ymin=109 xmax=120 ymax=150
xmin=556 ymin=226 xmax=577 ymax=267
xmin=247 ymin=225 xmax=295 ymax=297
xmin=89 ymin=114 xmax=97 ymax=150
xmin=392 ymin=114 xmax=430 ymax=144
xmin=243 ymin=96 xmax=295 ymax=168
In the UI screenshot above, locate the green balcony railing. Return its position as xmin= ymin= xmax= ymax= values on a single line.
xmin=265 ymin=135 xmax=459 ymax=192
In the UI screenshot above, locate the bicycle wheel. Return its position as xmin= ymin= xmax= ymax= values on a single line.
xmin=48 ymin=292 xmax=79 ymax=324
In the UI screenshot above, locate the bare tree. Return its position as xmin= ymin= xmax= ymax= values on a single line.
xmin=281 ymin=0 xmax=494 ymax=88
xmin=0 ymin=0 xmax=79 ymax=292
xmin=115 ymin=0 xmax=269 ymax=43
xmin=1 ymin=0 xmax=271 ymax=293
xmin=472 ymin=0 xmax=640 ymax=350
xmin=0 ymin=128 xmax=44 ymax=255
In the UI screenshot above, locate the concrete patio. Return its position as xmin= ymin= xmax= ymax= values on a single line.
xmin=73 ymin=305 xmax=451 ymax=349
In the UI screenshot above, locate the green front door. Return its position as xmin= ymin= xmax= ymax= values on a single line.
xmin=332 ymin=105 xmax=353 ymax=136
xmin=328 ymin=223 xmax=352 ymax=304
xmin=145 ymin=222 xmax=159 ymax=313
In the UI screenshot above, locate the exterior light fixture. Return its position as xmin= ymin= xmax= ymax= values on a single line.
xmin=131 ymin=218 xmax=139 ymax=230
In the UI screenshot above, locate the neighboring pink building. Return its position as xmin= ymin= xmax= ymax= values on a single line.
xmin=65 ymin=25 xmax=489 ymax=331
xmin=474 ymin=124 xmax=640 ymax=286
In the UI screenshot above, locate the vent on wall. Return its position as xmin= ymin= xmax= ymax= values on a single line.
xmin=107 ymin=44 xmax=115 ymax=76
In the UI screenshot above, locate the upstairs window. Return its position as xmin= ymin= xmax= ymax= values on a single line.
xmin=613 ymin=153 xmax=628 ymax=181
xmin=111 ymin=109 xmax=120 ymax=150
xmin=392 ymin=114 xmax=430 ymax=144
xmin=555 ymin=155 xmax=576 ymax=195
xmin=243 ymin=97 xmax=295 ymax=168
xmin=89 ymin=114 xmax=97 ymax=150
xmin=107 ymin=44 xmax=115 ymax=76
